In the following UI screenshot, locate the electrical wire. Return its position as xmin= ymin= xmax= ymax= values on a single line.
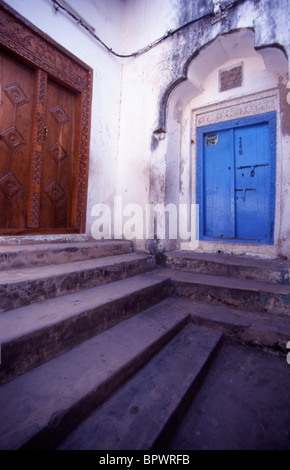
xmin=51 ymin=0 xmax=247 ymax=58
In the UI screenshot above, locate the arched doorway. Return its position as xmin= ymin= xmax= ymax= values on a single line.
xmin=164 ymin=28 xmax=288 ymax=256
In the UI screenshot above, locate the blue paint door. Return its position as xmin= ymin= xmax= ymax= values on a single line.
xmin=234 ymin=123 xmax=270 ymax=240
xmin=199 ymin=113 xmax=276 ymax=244
xmin=203 ymin=129 xmax=234 ymax=239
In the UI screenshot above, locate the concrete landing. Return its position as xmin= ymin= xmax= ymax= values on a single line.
xmin=0 ymin=300 xmax=189 ymax=450
xmin=169 ymin=340 xmax=290 ymax=450
xmin=57 ymin=324 xmax=222 ymax=450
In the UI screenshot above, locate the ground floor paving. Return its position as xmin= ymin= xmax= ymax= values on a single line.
xmin=169 ymin=340 xmax=290 ymax=450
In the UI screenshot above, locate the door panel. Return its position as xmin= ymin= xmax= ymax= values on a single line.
xmin=39 ymin=78 xmax=78 ymax=229
xmin=234 ymin=124 xmax=270 ymax=240
xmin=203 ymin=129 xmax=234 ymax=238
xmin=0 ymin=49 xmax=35 ymax=229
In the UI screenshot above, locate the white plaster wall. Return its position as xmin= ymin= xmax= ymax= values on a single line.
xmin=121 ymin=0 xmax=212 ymax=54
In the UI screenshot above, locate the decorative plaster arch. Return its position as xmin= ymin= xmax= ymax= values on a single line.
xmin=156 ymin=28 xmax=288 ymax=133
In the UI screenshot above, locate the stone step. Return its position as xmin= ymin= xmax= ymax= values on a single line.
xmin=157 ymin=269 xmax=290 ymax=315
xmin=0 ymin=299 xmax=190 ymax=450
xmin=0 ymin=253 xmax=155 ymax=312
xmin=57 ymin=323 xmax=223 ymax=450
xmin=164 ymin=251 xmax=290 ymax=285
xmin=0 ymin=272 xmax=170 ymax=385
xmin=0 ymin=240 xmax=132 ymax=271
xmin=153 ymin=298 xmax=290 ymax=353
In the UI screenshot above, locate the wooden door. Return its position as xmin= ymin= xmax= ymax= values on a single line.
xmin=0 ymin=49 xmax=35 ymax=231
xmin=0 ymin=50 xmax=81 ymax=234
xmin=234 ymin=122 xmax=270 ymax=240
xmin=198 ymin=112 xmax=276 ymax=245
xmin=203 ymin=128 xmax=234 ymax=239
xmin=0 ymin=2 xmax=92 ymax=236
xmin=39 ymin=78 xmax=78 ymax=229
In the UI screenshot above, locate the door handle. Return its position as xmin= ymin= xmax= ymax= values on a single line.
xmin=44 ymin=126 xmax=48 ymax=139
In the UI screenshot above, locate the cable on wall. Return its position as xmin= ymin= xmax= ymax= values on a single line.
xmin=51 ymin=0 xmax=248 ymax=59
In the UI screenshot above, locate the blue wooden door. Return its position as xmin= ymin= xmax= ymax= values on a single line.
xmin=234 ymin=123 xmax=270 ymax=240
xmin=198 ymin=113 xmax=276 ymax=244
xmin=203 ymin=129 xmax=234 ymax=239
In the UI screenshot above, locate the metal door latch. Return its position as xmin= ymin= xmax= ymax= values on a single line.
xmin=237 ymin=163 xmax=269 ymax=177
xmin=235 ymin=188 xmax=256 ymax=202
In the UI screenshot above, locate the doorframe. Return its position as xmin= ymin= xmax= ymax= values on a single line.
xmin=196 ymin=111 xmax=277 ymax=245
xmin=0 ymin=1 xmax=92 ymax=234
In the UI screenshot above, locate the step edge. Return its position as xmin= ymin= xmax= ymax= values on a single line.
xmin=164 ymin=251 xmax=290 ymax=269
xmin=164 ymin=270 xmax=290 ymax=295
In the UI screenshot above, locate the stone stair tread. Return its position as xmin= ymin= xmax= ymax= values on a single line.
xmin=0 ymin=300 xmax=189 ymax=450
xmin=158 ymin=268 xmax=290 ymax=295
xmin=0 ymin=252 xmax=150 ymax=285
xmin=0 ymin=240 xmax=132 ymax=270
xmin=0 ymin=240 xmax=131 ymax=256
xmin=0 ymin=272 xmax=170 ymax=344
xmin=166 ymin=250 xmax=290 ymax=269
xmin=58 ymin=323 xmax=223 ymax=450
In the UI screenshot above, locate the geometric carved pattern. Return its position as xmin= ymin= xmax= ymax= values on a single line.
xmin=49 ymin=105 xmax=70 ymax=126
xmin=31 ymin=192 xmax=40 ymax=227
xmin=48 ymin=143 xmax=68 ymax=163
xmin=195 ymin=90 xmax=278 ymax=128
xmin=0 ymin=127 xmax=26 ymax=151
xmin=0 ymin=172 xmax=24 ymax=201
xmin=44 ymin=180 xmax=65 ymax=205
xmin=2 ymin=83 xmax=29 ymax=107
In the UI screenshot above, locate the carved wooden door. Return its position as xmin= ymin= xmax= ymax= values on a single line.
xmin=39 ymin=78 xmax=78 ymax=229
xmin=0 ymin=2 xmax=92 ymax=236
xmin=0 ymin=49 xmax=80 ymax=234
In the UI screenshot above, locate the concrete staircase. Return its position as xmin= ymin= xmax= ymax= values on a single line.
xmin=0 ymin=242 xmax=289 ymax=450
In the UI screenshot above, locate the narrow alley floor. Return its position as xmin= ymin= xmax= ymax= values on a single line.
xmin=168 ymin=339 xmax=290 ymax=450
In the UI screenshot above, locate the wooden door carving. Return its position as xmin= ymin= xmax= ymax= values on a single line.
xmin=0 ymin=1 xmax=92 ymax=234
